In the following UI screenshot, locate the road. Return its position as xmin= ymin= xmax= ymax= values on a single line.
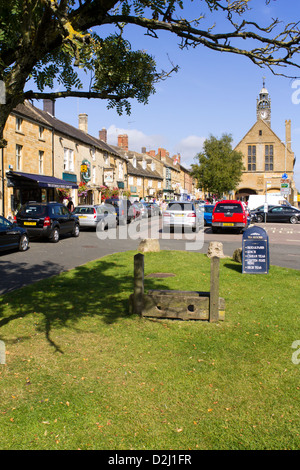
xmin=0 ymin=217 xmax=299 ymax=295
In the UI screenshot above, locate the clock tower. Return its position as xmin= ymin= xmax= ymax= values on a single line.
xmin=256 ymin=78 xmax=271 ymax=127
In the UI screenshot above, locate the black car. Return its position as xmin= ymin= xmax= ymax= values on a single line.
xmin=252 ymin=205 xmax=300 ymax=224
xmin=104 ymin=198 xmax=136 ymax=225
xmin=15 ymin=202 xmax=80 ymax=242
xmin=0 ymin=216 xmax=29 ymax=252
xmin=144 ymin=202 xmax=161 ymax=217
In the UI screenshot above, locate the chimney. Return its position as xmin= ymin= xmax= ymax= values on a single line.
xmin=158 ymin=148 xmax=167 ymax=161
xmin=99 ymin=128 xmax=107 ymax=143
xmin=43 ymin=99 xmax=55 ymax=116
xmin=147 ymin=150 xmax=156 ymax=158
xmin=141 ymin=146 xmax=146 ymax=154
xmin=78 ymin=113 xmax=88 ymax=133
xmin=285 ymin=119 xmax=291 ymax=151
xmin=118 ymin=134 xmax=128 ymax=151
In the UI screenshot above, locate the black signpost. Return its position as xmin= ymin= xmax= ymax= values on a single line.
xmin=242 ymin=226 xmax=269 ymax=274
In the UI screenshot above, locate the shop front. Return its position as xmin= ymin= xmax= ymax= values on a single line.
xmin=6 ymin=171 xmax=78 ymax=214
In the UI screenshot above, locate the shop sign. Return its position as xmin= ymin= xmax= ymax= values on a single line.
xmin=104 ymin=169 xmax=114 ymax=183
xmin=80 ymin=159 xmax=91 ymax=182
xmin=242 ymin=226 xmax=269 ymax=274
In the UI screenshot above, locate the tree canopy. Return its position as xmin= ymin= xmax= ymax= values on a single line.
xmin=1 ymin=0 xmax=300 ymax=146
xmin=191 ymin=134 xmax=244 ymax=197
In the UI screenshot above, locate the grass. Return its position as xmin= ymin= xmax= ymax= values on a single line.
xmin=0 ymin=250 xmax=299 ymax=450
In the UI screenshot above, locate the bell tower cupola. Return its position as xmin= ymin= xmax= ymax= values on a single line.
xmin=256 ymin=77 xmax=271 ymax=127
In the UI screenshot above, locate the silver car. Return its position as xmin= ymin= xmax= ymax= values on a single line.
xmin=73 ymin=204 xmax=117 ymax=230
xmin=162 ymin=201 xmax=203 ymax=232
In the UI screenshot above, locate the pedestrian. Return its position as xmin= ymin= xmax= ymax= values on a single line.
xmin=67 ymin=199 xmax=74 ymax=212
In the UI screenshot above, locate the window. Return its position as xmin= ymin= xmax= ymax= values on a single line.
xmin=158 ymin=181 xmax=162 ymax=189
xmin=39 ymin=126 xmax=44 ymax=139
xmin=151 ymin=162 xmax=155 ymax=172
xmin=137 ymin=178 xmax=142 ymax=187
xmin=104 ymin=152 xmax=109 ymax=165
xmin=64 ymin=148 xmax=74 ymax=171
xmin=128 ymin=176 xmax=134 ymax=185
xmin=142 ymin=160 xmax=146 ymax=170
xmin=248 ymin=145 xmax=256 ymax=171
xmin=265 ymin=145 xmax=273 ymax=171
xmin=92 ymin=165 xmax=96 ymax=184
xmin=16 ymin=144 xmax=22 ymax=170
xmin=148 ymin=179 xmax=152 ymax=188
xmin=39 ymin=150 xmax=44 ymax=174
xmin=16 ymin=117 xmax=22 ymax=132
xmin=133 ymin=157 xmax=137 ymax=168
xmin=259 ymin=130 xmax=262 ymax=136
xmin=91 ymin=148 xmax=95 ymax=161
xmin=118 ymin=162 xmax=123 ymax=179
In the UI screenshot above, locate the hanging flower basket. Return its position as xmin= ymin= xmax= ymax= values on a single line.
xmin=57 ymin=188 xmax=71 ymax=202
xmin=78 ymin=181 xmax=88 ymax=197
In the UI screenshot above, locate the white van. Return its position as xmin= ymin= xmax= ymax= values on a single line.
xmin=247 ymin=194 xmax=289 ymax=211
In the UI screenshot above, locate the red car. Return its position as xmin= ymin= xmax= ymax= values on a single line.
xmin=212 ymin=200 xmax=249 ymax=233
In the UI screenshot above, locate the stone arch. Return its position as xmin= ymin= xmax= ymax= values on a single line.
xmin=235 ymin=188 xmax=257 ymax=201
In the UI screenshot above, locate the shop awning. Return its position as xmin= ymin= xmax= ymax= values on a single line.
xmin=6 ymin=171 xmax=78 ymax=189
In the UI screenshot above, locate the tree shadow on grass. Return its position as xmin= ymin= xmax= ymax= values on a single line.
xmin=0 ymin=256 xmax=171 ymax=353
xmin=223 ymin=262 xmax=242 ymax=273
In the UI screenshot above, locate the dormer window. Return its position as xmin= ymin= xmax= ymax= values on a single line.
xmin=133 ymin=157 xmax=137 ymax=168
xmin=142 ymin=160 xmax=146 ymax=170
xmin=151 ymin=162 xmax=155 ymax=172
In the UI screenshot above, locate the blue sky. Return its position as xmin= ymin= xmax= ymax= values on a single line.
xmin=32 ymin=0 xmax=300 ymax=191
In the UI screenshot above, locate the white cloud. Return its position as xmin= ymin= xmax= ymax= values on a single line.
xmin=175 ymin=135 xmax=206 ymax=167
xmin=107 ymin=125 xmax=166 ymax=153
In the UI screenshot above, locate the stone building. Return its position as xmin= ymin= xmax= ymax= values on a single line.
xmin=234 ymin=82 xmax=296 ymax=204
xmin=1 ymin=100 xmax=127 ymax=217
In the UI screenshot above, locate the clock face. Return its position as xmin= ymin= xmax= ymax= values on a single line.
xmin=260 ymin=110 xmax=268 ymax=120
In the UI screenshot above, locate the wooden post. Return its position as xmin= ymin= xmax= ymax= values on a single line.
xmin=209 ymin=256 xmax=220 ymax=322
xmin=133 ymin=253 xmax=144 ymax=315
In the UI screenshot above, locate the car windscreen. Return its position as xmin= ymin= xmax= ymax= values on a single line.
xmin=204 ymin=206 xmax=214 ymax=213
xmin=167 ymin=203 xmax=194 ymax=211
xmin=214 ymin=203 xmax=243 ymax=214
xmin=18 ymin=204 xmax=47 ymax=217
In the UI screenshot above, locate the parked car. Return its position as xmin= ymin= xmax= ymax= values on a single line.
xmin=249 ymin=204 xmax=276 ymax=222
xmin=162 ymin=201 xmax=203 ymax=232
xmin=143 ymin=202 xmax=161 ymax=217
xmin=0 ymin=216 xmax=29 ymax=252
xmin=252 ymin=205 xmax=300 ymax=224
xmin=132 ymin=201 xmax=146 ymax=219
xmin=15 ymin=202 xmax=80 ymax=242
xmin=212 ymin=200 xmax=249 ymax=233
xmin=73 ymin=204 xmax=117 ymax=230
xmin=104 ymin=198 xmax=136 ymax=225
xmin=200 ymin=204 xmax=215 ymax=226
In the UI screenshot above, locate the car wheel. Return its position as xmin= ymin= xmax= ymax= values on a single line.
xmin=19 ymin=234 xmax=29 ymax=251
xmin=289 ymin=216 xmax=298 ymax=224
xmin=257 ymin=214 xmax=264 ymax=223
xmin=49 ymin=227 xmax=59 ymax=243
xmin=72 ymin=223 xmax=80 ymax=237
xmin=99 ymin=220 xmax=106 ymax=231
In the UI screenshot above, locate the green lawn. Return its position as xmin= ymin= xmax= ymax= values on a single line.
xmin=0 ymin=250 xmax=299 ymax=450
